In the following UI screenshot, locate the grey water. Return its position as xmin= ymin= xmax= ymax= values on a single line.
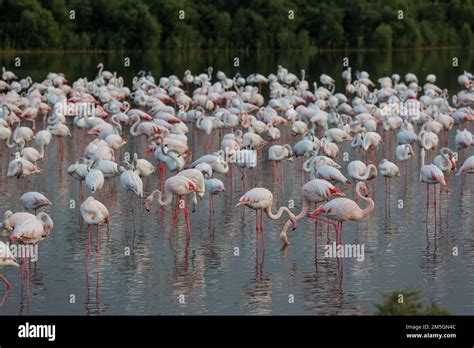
xmin=0 ymin=49 xmax=473 ymax=315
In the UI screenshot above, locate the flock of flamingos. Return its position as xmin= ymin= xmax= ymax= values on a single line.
xmin=0 ymin=63 xmax=473 ymax=299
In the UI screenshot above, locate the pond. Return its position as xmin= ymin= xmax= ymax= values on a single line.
xmin=0 ymin=48 xmax=473 ymax=315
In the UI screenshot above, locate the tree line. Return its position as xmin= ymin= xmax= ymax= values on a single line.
xmin=0 ymin=0 xmax=472 ymax=50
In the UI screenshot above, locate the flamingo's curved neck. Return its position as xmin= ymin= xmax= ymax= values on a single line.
xmin=157 ymin=186 xmax=173 ymax=206
xmin=355 ymin=186 xmax=375 ymax=218
xmin=264 ymin=205 xmax=293 ymax=221
xmin=130 ymin=116 xmax=141 ymax=136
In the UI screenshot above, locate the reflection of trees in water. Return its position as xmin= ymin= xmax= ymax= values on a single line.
xmin=1 ymin=50 xmax=471 ymax=93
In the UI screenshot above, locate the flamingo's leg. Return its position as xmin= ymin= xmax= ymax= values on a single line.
xmin=255 ymin=210 xmax=259 ymax=248
xmin=0 ymin=274 xmax=12 ymax=290
xmin=96 ymin=225 xmax=100 ymax=254
xmin=87 ymin=225 xmax=91 ymax=256
xmin=339 ymin=222 xmax=344 ymax=246
xmin=184 ymin=199 xmax=191 ymax=240
xmin=260 ymin=208 xmax=265 ymax=248
xmin=169 ymin=197 xmax=179 ymax=238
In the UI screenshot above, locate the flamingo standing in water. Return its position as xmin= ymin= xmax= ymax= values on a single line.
xmin=396 ymin=144 xmax=415 ymax=181
xmin=80 ymin=196 xmax=110 ymax=254
xmin=67 ymin=157 xmax=90 ymax=201
xmin=206 ymin=178 xmax=225 ymax=217
xmin=236 ymin=187 xmax=297 ymax=248
xmin=144 ymin=175 xmax=203 ymax=239
xmin=280 ymin=179 xmax=344 ymax=245
xmin=307 ymin=182 xmax=375 ymax=245
xmin=378 ymin=159 xmax=400 ymax=205
xmin=420 ymin=148 xmax=446 ymax=220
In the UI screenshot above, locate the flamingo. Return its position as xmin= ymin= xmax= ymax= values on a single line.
xmin=177 ymin=169 xmax=206 ymax=212
xmin=420 ymin=148 xmax=446 ymax=218
xmin=362 ymin=131 xmax=383 ymax=163
xmin=132 ymin=153 xmax=155 ymax=178
xmin=144 ymin=175 xmax=203 ymax=238
xmin=2 ymin=67 xmax=17 ymax=81
xmin=314 ymin=158 xmax=349 ymax=184
xmin=236 ymin=187 xmax=297 ymax=248
xmin=20 ymin=192 xmax=52 ymax=213
xmin=307 ymin=182 xmax=375 ymax=245
xmin=118 ymin=161 xmax=143 ymax=198
xmin=268 ymin=144 xmax=293 ymax=182
xmin=378 ymin=159 xmax=400 ymax=206
xmin=280 ymin=179 xmax=345 ymax=245
xmin=9 ymin=212 xmax=54 ymax=243
xmin=85 ymin=162 xmax=105 ymax=195
xmin=80 ymin=196 xmax=110 ymax=254
xmin=67 ymin=157 xmax=89 ymax=200
xmin=347 ymin=160 xmax=378 ymax=182
xmin=206 ymin=178 xmax=225 ymax=217
xmin=7 ymin=157 xmax=41 ymax=191
xmin=191 ymin=151 xmax=229 ymax=174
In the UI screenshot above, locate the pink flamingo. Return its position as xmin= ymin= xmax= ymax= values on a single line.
xmin=280 ymin=179 xmax=344 ymax=245
xmin=378 ymin=159 xmax=400 ymax=211
xmin=80 ymin=197 xmax=110 ymax=254
xmin=236 ymin=187 xmax=297 ymax=248
xmin=205 ymin=178 xmax=225 ymax=217
xmin=144 ymin=175 xmax=203 ymax=239
xmin=307 ymin=182 xmax=375 ymax=245
xmin=420 ymin=148 xmax=446 ymax=221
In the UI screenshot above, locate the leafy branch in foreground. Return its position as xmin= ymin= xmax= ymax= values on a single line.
xmin=374 ymin=288 xmax=451 ymax=315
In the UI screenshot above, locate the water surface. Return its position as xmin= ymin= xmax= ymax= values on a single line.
xmin=0 ymin=49 xmax=473 ymax=315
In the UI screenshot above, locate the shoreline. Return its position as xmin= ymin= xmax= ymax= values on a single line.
xmin=0 ymin=45 xmax=470 ymax=55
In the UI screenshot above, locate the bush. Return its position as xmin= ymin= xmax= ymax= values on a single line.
xmin=374 ymin=288 xmax=451 ymax=315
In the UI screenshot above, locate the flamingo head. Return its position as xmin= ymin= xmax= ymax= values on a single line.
xmin=140 ymin=114 xmax=153 ymax=121
xmin=145 ymin=146 xmax=155 ymax=155
xmin=307 ymin=206 xmax=326 ymax=219
xmin=87 ymin=128 xmax=101 ymax=135
xmin=450 ymin=159 xmax=457 ymax=171
xmin=235 ymin=196 xmax=249 ymax=207
xmin=360 ymin=182 xmax=369 ymax=197
xmin=329 ymin=186 xmax=345 ymax=197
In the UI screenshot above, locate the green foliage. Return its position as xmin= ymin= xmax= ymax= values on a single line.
xmin=0 ymin=0 xmax=472 ymax=50
xmin=461 ymin=22 xmax=473 ymax=48
xmin=372 ymin=24 xmax=393 ymax=49
xmin=374 ymin=288 xmax=451 ymax=315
